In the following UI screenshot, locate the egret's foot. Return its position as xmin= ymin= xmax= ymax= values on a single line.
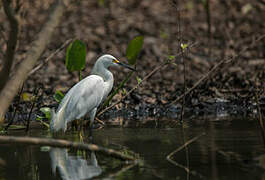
xmin=79 ymin=130 xmax=84 ymax=142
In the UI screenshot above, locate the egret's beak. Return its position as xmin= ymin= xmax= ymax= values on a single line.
xmin=115 ymin=59 xmax=136 ymax=71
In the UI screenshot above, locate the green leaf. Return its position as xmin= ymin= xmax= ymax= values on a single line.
xmin=65 ymin=40 xmax=87 ymax=72
xmin=168 ymin=55 xmax=175 ymax=61
xmin=126 ymin=36 xmax=144 ymax=65
xmin=136 ymin=76 xmax=142 ymax=84
xmin=36 ymin=116 xmax=50 ymax=128
xmin=54 ymin=90 xmax=64 ymax=103
xmin=36 ymin=115 xmax=44 ymax=120
xmin=181 ymin=43 xmax=188 ymax=50
xmin=40 ymin=107 xmax=52 ymax=120
xmin=21 ymin=92 xmax=36 ymax=102
xmin=122 ymin=88 xmax=127 ymax=95
xmin=6 ymin=125 xmax=26 ymax=130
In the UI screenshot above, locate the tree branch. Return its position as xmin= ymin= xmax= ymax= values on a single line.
xmin=0 ymin=0 xmax=70 ymax=123
xmin=0 ymin=135 xmax=137 ymax=161
xmin=0 ymin=0 xmax=19 ymax=91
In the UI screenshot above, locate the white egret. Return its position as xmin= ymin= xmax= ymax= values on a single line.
xmin=50 ymin=54 xmax=135 ymax=134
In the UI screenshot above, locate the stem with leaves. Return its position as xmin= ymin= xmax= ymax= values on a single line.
xmin=101 ymin=71 xmax=134 ymax=109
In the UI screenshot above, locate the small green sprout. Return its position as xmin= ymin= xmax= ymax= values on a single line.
xmin=36 ymin=107 xmax=52 ymax=128
xmin=168 ymin=55 xmax=175 ymax=61
xmin=136 ymin=76 xmax=142 ymax=84
xmin=122 ymin=88 xmax=127 ymax=96
xmin=54 ymin=90 xmax=64 ymax=103
xmin=181 ymin=43 xmax=188 ymax=50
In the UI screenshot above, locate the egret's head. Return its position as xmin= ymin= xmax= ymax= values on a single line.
xmin=97 ymin=54 xmax=135 ymax=71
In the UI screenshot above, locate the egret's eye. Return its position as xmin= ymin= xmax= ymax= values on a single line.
xmin=113 ymin=59 xmax=120 ymax=64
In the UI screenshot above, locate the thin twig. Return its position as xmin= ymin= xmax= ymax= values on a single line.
xmin=168 ymin=34 xmax=265 ymax=106
xmin=5 ymin=83 xmax=24 ymax=131
xmin=176 ymin=6 xmax=190 ymax=180
xmin=96 ymin=162 xmax=139 ymax=180
xmin=177 ymin=8 xmax=186 ymax=122
xmin=255 ymin=93 xmax=265 ymax=148
xmin=0 ymin=135 xmax=137 ymax=161
xmin=167 ymin=132 xmax=205 ymax=160
xmin=29 ymin=38 xmax=72 ymax=76
xmin=95 ymin=117 xmax=105 ymax=125
xmin=25 ymin=87 xmax=41 ymax=132
xmin=166 ymin=158 xmax=206 ymax=180
xmin=166 ymin=132 xmax=206 ymax=180
xmin=219 ymin=88 xmax=262 ymax=93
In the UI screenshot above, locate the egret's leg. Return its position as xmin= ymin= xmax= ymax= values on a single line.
xmin=89 ymin=108 xmax=97 ymax=139
xmin=79 ymin=118 xmax=84 ymax=142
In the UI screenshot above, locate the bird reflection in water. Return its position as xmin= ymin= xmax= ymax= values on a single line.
xmin=49 ymin=148 xmax=102 ymax=180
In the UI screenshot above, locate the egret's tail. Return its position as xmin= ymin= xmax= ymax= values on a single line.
xmin=50 ymin=107 xmax=67 ymax=132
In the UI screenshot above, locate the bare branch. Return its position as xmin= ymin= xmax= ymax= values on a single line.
xmin=0 ymin=0 xmax=19 ymax=91
xmin=29 ymin=39 xmax=72 ymax=76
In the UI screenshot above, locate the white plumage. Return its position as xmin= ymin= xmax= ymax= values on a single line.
xmin=50 ymin=54 xmax=134 ymax=132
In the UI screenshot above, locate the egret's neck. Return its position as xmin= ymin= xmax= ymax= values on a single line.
xmin=91 ymin=62 xmax=114 ymax=95
xmin=102 ymin=69 xmax=114 ymax=96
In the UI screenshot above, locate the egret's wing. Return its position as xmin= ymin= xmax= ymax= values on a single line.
xmin=62 ymin=75 xmax=105 ymax=122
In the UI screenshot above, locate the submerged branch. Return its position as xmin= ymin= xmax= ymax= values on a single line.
xmin=166 ymin=132 xmax=206 ymax=179
xmin=0 ymin=135 xmax=137 ymax=161
xmin=167 ymin=132 xmax=206 ymax=160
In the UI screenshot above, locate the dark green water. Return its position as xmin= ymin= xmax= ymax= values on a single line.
xmin=0 ymin=117 xmax=265 ymax=180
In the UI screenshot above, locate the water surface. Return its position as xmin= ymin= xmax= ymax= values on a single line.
xmin=0 ymin=117 xmax=264 ymax=180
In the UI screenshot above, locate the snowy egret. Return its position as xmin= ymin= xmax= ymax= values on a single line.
xmin=50 ymin=54 xmax=135 ymax=134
